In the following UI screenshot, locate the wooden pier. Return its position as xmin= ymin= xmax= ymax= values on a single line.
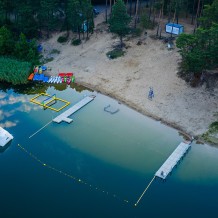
xmin=53 ymin=95 xmax=95 ymax=124
xmin=155 ymin=141 xmax=191 ymax=180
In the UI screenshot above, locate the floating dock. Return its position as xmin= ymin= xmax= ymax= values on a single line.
xmin=53 ymin=95 xmax=95 ymax=124
xmin=155 ymin=141 xmax=191 ymax=179
xmin=135 ymin=140 xmax=192 ymax=206
xmin=0 ymin=127 xmax=14 ymax=147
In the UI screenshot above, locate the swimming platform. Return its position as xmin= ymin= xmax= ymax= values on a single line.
xmin=53 ymin=95 xmax=95 ymax=124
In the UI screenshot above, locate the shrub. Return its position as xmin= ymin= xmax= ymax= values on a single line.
xmin=131 ymin=27 xmax=143 ymax=37
xmin=106 ymin=49 xmax=125 ymax=59
xmin=141 ymin=13 xmax=156 ymax=30
xmin=50 ymin=49 xmax=60 ymax=54
xmin=57 ymin=35 xmax=68 ymax=43
xmin=71 ymin=38 xmax=81 ymax=46
xmin=209 ymin=122 xmax=218 ymax=131
xmin=14 ymin=33 xmax=40 ymax=64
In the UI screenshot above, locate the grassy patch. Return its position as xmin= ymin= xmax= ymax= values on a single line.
xmin=201 ymin=121 xmax=218 ymax=145
xmin=50 ymin=49 xmax=60 ymax=54
xmin=106 ymin=49 xmax=125 ymax=59
xmin=42 ymin=57 xmax=54 ymax=63
xmin=0 ymin=57 xmax=31 ymax=85
xmin=209 ymin=121 xmax=218 ymax=130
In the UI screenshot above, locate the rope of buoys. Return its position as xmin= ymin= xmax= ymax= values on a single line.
xmin=17 ymin=144 xmax=129 ymax=204
xmin=134 ymin=176 xmax=156 ymax=207
xmin=29 ymin=120 xmax=52 ymax=139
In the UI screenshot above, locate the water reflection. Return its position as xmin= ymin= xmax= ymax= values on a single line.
xmin=0 ymin=85 xmax=218 ymax=218
xmin=0 ymin=81 xmax=92 ymax=129
xmin=0 ymin=140 xmax=12 ymax=153
xmin=0 ymin=81 xmax=48 ymax=94
xmin=0 ymin=81 xmax=91 ymax=94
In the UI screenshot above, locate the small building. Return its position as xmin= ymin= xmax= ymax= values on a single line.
xmin=0 ymin=127 xmax=14 ymax=147
xmin=165 ymin=23 xmax=184 ymax=35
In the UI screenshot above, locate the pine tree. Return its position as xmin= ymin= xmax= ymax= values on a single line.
xmin=14 ymin=33 xmax=39 ymax=63
xmin=39 ymin=0 xmax=58 ymax=38
xmin=16 ymin=1 xmax=38 ymax=38
xmin=66 ymin=0 xmax=83 ymax=40
xmin=0 ymin=0 xmax=14 ymax=21
xmin=81 ymin=0 xmax=93 ymax=39
xmin=109 ymin=0 xmax=131 ymax=47
xmin=199 ymin=0 xmax=218 ymax=28
xmin=0 ymin=26 xmax=14 ymax=55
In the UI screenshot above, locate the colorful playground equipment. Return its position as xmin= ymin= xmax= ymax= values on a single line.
xmin=30 ymin=93 xmax=70 ymax=112
xmin=28 ymin=65 xmax=48 ymax=82
xmin=58 ymin=72 xmax=75 ymax=85
xmin=34 ymin=65 xmax=47 ymax=74
xmin=28 ymin=67 xmax=75 ymax=84
xmin=28 ymin=73 xmax=34 ymax=80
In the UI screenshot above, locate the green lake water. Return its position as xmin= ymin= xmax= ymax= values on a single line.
xmin=0 ymin=84 xmax=218 ymax=218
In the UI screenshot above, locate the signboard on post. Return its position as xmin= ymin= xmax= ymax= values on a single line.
xmin=166 ymin=23 xmax=184 ymax=35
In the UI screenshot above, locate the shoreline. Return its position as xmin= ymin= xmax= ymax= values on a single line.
xmin=44 ymin=16 xmax=218 ymax=147
xmin=77 ymin=80 xmax=196 ymax=142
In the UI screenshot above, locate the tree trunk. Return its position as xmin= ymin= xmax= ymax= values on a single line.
xmin=194 ymin=0 xmax=201 ymax=33
xmin=149 ymin=0 xmax=153 ymax=21
xmin=139 ymin=0 xmax=142 ymax=21
xmin=159 ymin=27 xmax=162 ymax=38
xmin=106 ymin=0 xmax=108 ymax=23
xmin=191 ymin=0 xmax=196 ymax=25
xmin=168 ymin=0 xmax=171 ymax=22
xmin=185 ymin=0 xmax=189 ymax=18
xmin=176 ymin=12 xmax=179 ymax=24
xmin=200 ymin=0 xmax=204 ymax=17
xmin=47 ymin=11 xmax=50 ymax=39
xmin=134 ymin=0 xmax=139 ymax=28
xmin=78 ymin=26 xmax=81 ymax=40
xmin=170 ymin=10 xmax=176 ymax=38
xmin=120 ymin=35 xmax=123 ymax=48
xmin=130 ymin=0 xmax=132 ymax=17
xmin=152 ymin=7 xmax=156 ymax=26
xmin=86 ymin=20 xmax=89 ymax=39
xmin=156 ymin=3 xmax=163 ymax=37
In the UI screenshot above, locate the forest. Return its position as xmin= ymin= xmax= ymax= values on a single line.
xmin=0 ymin=0 xmax=217 ymax=85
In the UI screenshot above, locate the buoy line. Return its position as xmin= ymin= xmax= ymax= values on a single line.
xmin=17 ymin=144 xmax=129 ymax=204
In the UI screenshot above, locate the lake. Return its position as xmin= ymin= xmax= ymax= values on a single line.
xmin=0 ymin=84 xmax=218 ymax=218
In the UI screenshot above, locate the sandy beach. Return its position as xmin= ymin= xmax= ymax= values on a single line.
xmin=43 ymin=13 xmax=218 ymax=141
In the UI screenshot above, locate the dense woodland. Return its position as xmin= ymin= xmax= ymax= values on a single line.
xmin=0 ymin=0 xmax=217 ymax=85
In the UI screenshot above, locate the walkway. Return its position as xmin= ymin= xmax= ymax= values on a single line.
xmin=53 ymin=95 xmax=95 ymax=124
xmin=155 ymin=142 xmax=191 ymax=179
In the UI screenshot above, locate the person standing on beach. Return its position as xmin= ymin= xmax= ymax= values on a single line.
xmin=148 ymin=87 xmax=154 ymax=100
